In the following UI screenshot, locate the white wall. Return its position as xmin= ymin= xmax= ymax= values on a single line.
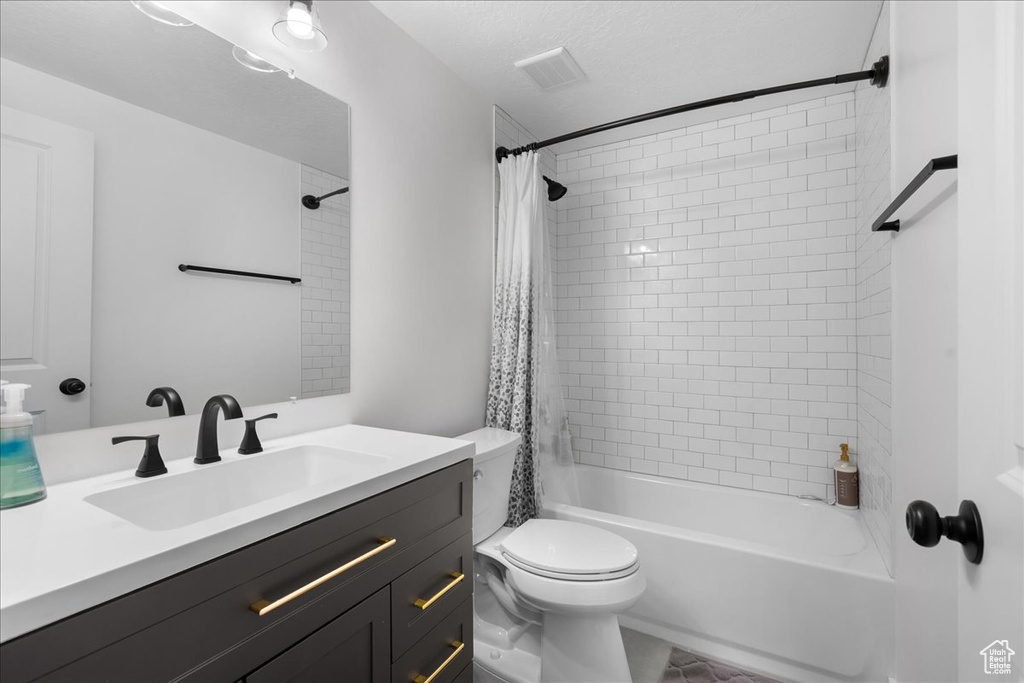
xmin=0 ymin=58 xmax=301 ymax=427
xmin=553 ymin=94 xmax=859 ymax=499
xmin=890 ymin=2 xmax=960 ymax=680
xmin=854 ymin=1 xmax=894 ymax=576
xmin=32 ymin=1 xmax=495 ymax=483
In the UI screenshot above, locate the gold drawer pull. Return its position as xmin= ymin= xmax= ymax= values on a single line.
xmin=412 ymin=641 xmax=464 ymax=683
xmin=413 ymin=572 xmax=465 ymax=610
xmin=250 ymin=537 xmax=396 ymax=616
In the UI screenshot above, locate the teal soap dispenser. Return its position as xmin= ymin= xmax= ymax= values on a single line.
xmin=0 ymin=382 xmax=47 ymax=508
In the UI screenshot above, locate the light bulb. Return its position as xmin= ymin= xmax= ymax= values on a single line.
xmin=272 ymin=0 xmax=327 ymax=52
xmin=285 ymin=4 xmax=313 ymax=39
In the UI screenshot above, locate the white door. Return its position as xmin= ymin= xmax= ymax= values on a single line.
xmin=891 ymin=2 xmax=962 ymax=678
xmin=0 ymin=106 xmax=94 ymax=434
xmin=892 ymin=2 xmax=1024 ymax=681
xmin=956 ymin=2 xmax=1024 ymax=681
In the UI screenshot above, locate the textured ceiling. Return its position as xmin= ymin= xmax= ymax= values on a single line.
xmin=0 ymin=0 xmax=349 ymax=178
xmin=371 ymin=1 xmax=883 ymax=150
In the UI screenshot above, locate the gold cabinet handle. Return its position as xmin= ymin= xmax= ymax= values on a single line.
xmin=412 ymin=641 xmax=464 ymax=683
xmin=250 ymin=537 xmax=396 ymax=616
xmin=413 ymin=572 xmax=464 ymax=610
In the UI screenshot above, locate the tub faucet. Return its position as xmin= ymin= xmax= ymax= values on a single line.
xmin=195 ymin=394 xmax=243 ymax=464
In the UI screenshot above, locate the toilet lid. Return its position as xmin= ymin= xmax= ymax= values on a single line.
xmin=499 ymin=519 xmax=638 ymax=576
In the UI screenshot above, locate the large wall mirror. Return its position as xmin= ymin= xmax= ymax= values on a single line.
xmin=0 ymin=1 xmax=351 ymax=434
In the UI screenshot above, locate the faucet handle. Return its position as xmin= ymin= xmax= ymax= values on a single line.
xmin=112 ymin=434 xmax=168 ymax=478
xmin=238 ymin=413 xmax=278 ymax=455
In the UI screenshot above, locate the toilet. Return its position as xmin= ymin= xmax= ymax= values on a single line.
xmin=458 ymin=427 xmax=645 ymax=683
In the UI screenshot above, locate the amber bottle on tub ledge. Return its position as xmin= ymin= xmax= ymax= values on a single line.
xmin=833 ymin=443 xmax=859 ymax=510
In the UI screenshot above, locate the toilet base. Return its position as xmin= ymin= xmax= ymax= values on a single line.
xmin=473 ymin=640 xmax=539 ymax=683
xmin=473 ymin=663 xmax=508 ymax=683
xmin=473 ymin=585 xmax=542 ymax=683
xmin=474 ymin=612 xmax=632 ymax=683
xmin=540 ymin=612 xmax=632 ymax=683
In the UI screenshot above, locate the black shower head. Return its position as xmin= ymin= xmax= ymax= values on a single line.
xmin=301 ymin=186 xmax=349 ymax=210
xmin=543 ymin=176 xmax=568 ymax=201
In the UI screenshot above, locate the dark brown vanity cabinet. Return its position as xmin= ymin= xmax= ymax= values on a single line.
xmin=0 ymin=460 xmax=474 ymax=683
xmin=245 ymin=587 xmax=392 ymax=683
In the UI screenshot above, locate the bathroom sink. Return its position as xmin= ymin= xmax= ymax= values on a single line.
xmin=84 ymin=445 xmax=388 ymax=531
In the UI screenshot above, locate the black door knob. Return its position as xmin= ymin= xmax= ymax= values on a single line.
xmin=59 ymin=378 xmax=87 ymax=395
xmin=906 ymin=499 xmax=984 ymax=564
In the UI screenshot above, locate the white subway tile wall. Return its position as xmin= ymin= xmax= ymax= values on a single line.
xmin=855 ymin=2 xmax=893 ymax=574
xmin=553 ymin=93 xmax=860 ymax=499
xmin=300 ymin=165 xmax=351 ymax=398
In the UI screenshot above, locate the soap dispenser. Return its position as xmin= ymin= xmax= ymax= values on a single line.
xmin=0 ymin=383 xmax=47 ymax=508
xmin=833 ymin=443 xmax=858 ymax=510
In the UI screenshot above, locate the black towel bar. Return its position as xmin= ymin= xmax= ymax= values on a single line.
xmin=178 ymin=264 xmax=301 ymax=284
xmin=872 ymin=155 xmax=958 ymax=232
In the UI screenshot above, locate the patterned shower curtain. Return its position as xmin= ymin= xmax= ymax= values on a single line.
xmin=487 ymin=151 xmax=578 ymax=527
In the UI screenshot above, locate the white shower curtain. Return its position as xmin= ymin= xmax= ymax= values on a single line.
xmin=487 ymin=151 xmax=578 ymax=526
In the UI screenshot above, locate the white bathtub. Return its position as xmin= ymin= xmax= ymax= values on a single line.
xmin=542 ymin=465 xmax=894 ymax=683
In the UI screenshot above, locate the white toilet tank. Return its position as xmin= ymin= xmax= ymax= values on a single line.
xmin=456 ymin=427 xmax=521 ymax=543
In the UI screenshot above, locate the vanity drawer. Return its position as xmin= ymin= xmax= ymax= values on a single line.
xmin=452 ymin=663 xmax=474 ymax=683
xmin=392 ymin=596 xmax=473 ymax=683
xmin=245 ymin=586 xmax=391 ymax=683
xmin=391 ymin=533 xmax=473 ymax=658
xmin=2 ymin=460 xmax=471 ymax=683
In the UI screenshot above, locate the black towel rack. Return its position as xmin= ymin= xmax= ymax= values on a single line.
xmin=178 ymin=264 xmax=301 ymax=284
xmin=872 ymin=155 xmax=958 ymax=232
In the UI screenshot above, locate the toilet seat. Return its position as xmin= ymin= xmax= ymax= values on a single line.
xmin=501 ymin=560 xmax=646 ymax=615
xmin=475 ymin=520 xmax=646 ymax=616
xmin=501 ymin=553 xmax=639 ymax=581
xmin=498 ymin=519 xmax=639 ymax=580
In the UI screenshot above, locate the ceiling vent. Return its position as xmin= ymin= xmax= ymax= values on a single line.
xmin=514 ymin=47 xmax=586 ymax=91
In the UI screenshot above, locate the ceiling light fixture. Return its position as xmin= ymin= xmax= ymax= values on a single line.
xmin=231 ymin=45 xmax=297 ymax=79
xmin=273 ymin=0 xmax=328 ymax=53
xmin=232 ymin=46 xmax=280 ymax=73
xmin=130 ymin=1 xmax=194 ymax=27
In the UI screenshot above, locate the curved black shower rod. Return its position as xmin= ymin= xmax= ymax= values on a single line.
xmin=302 ymin=186 xmax=349 ymax=210
xmin=496 ymin=56 xmax=889 ymax=161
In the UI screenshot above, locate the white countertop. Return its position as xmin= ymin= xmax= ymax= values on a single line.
xmin=0 ymin=424 xmax=473 ymax=643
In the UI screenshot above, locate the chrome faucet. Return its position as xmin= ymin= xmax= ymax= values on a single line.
xmin=195 ymin=394 xmax=243 ymax=464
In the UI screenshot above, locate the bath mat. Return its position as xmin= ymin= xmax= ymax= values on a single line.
xmin=660 ymin=648 xmax=781 ymax=683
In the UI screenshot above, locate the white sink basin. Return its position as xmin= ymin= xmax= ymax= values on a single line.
xmin=84 ymin=445 xmax=388 ymax=531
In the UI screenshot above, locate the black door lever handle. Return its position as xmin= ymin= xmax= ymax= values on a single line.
xmin=906 ymin=499 xmax=984 ymax=564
